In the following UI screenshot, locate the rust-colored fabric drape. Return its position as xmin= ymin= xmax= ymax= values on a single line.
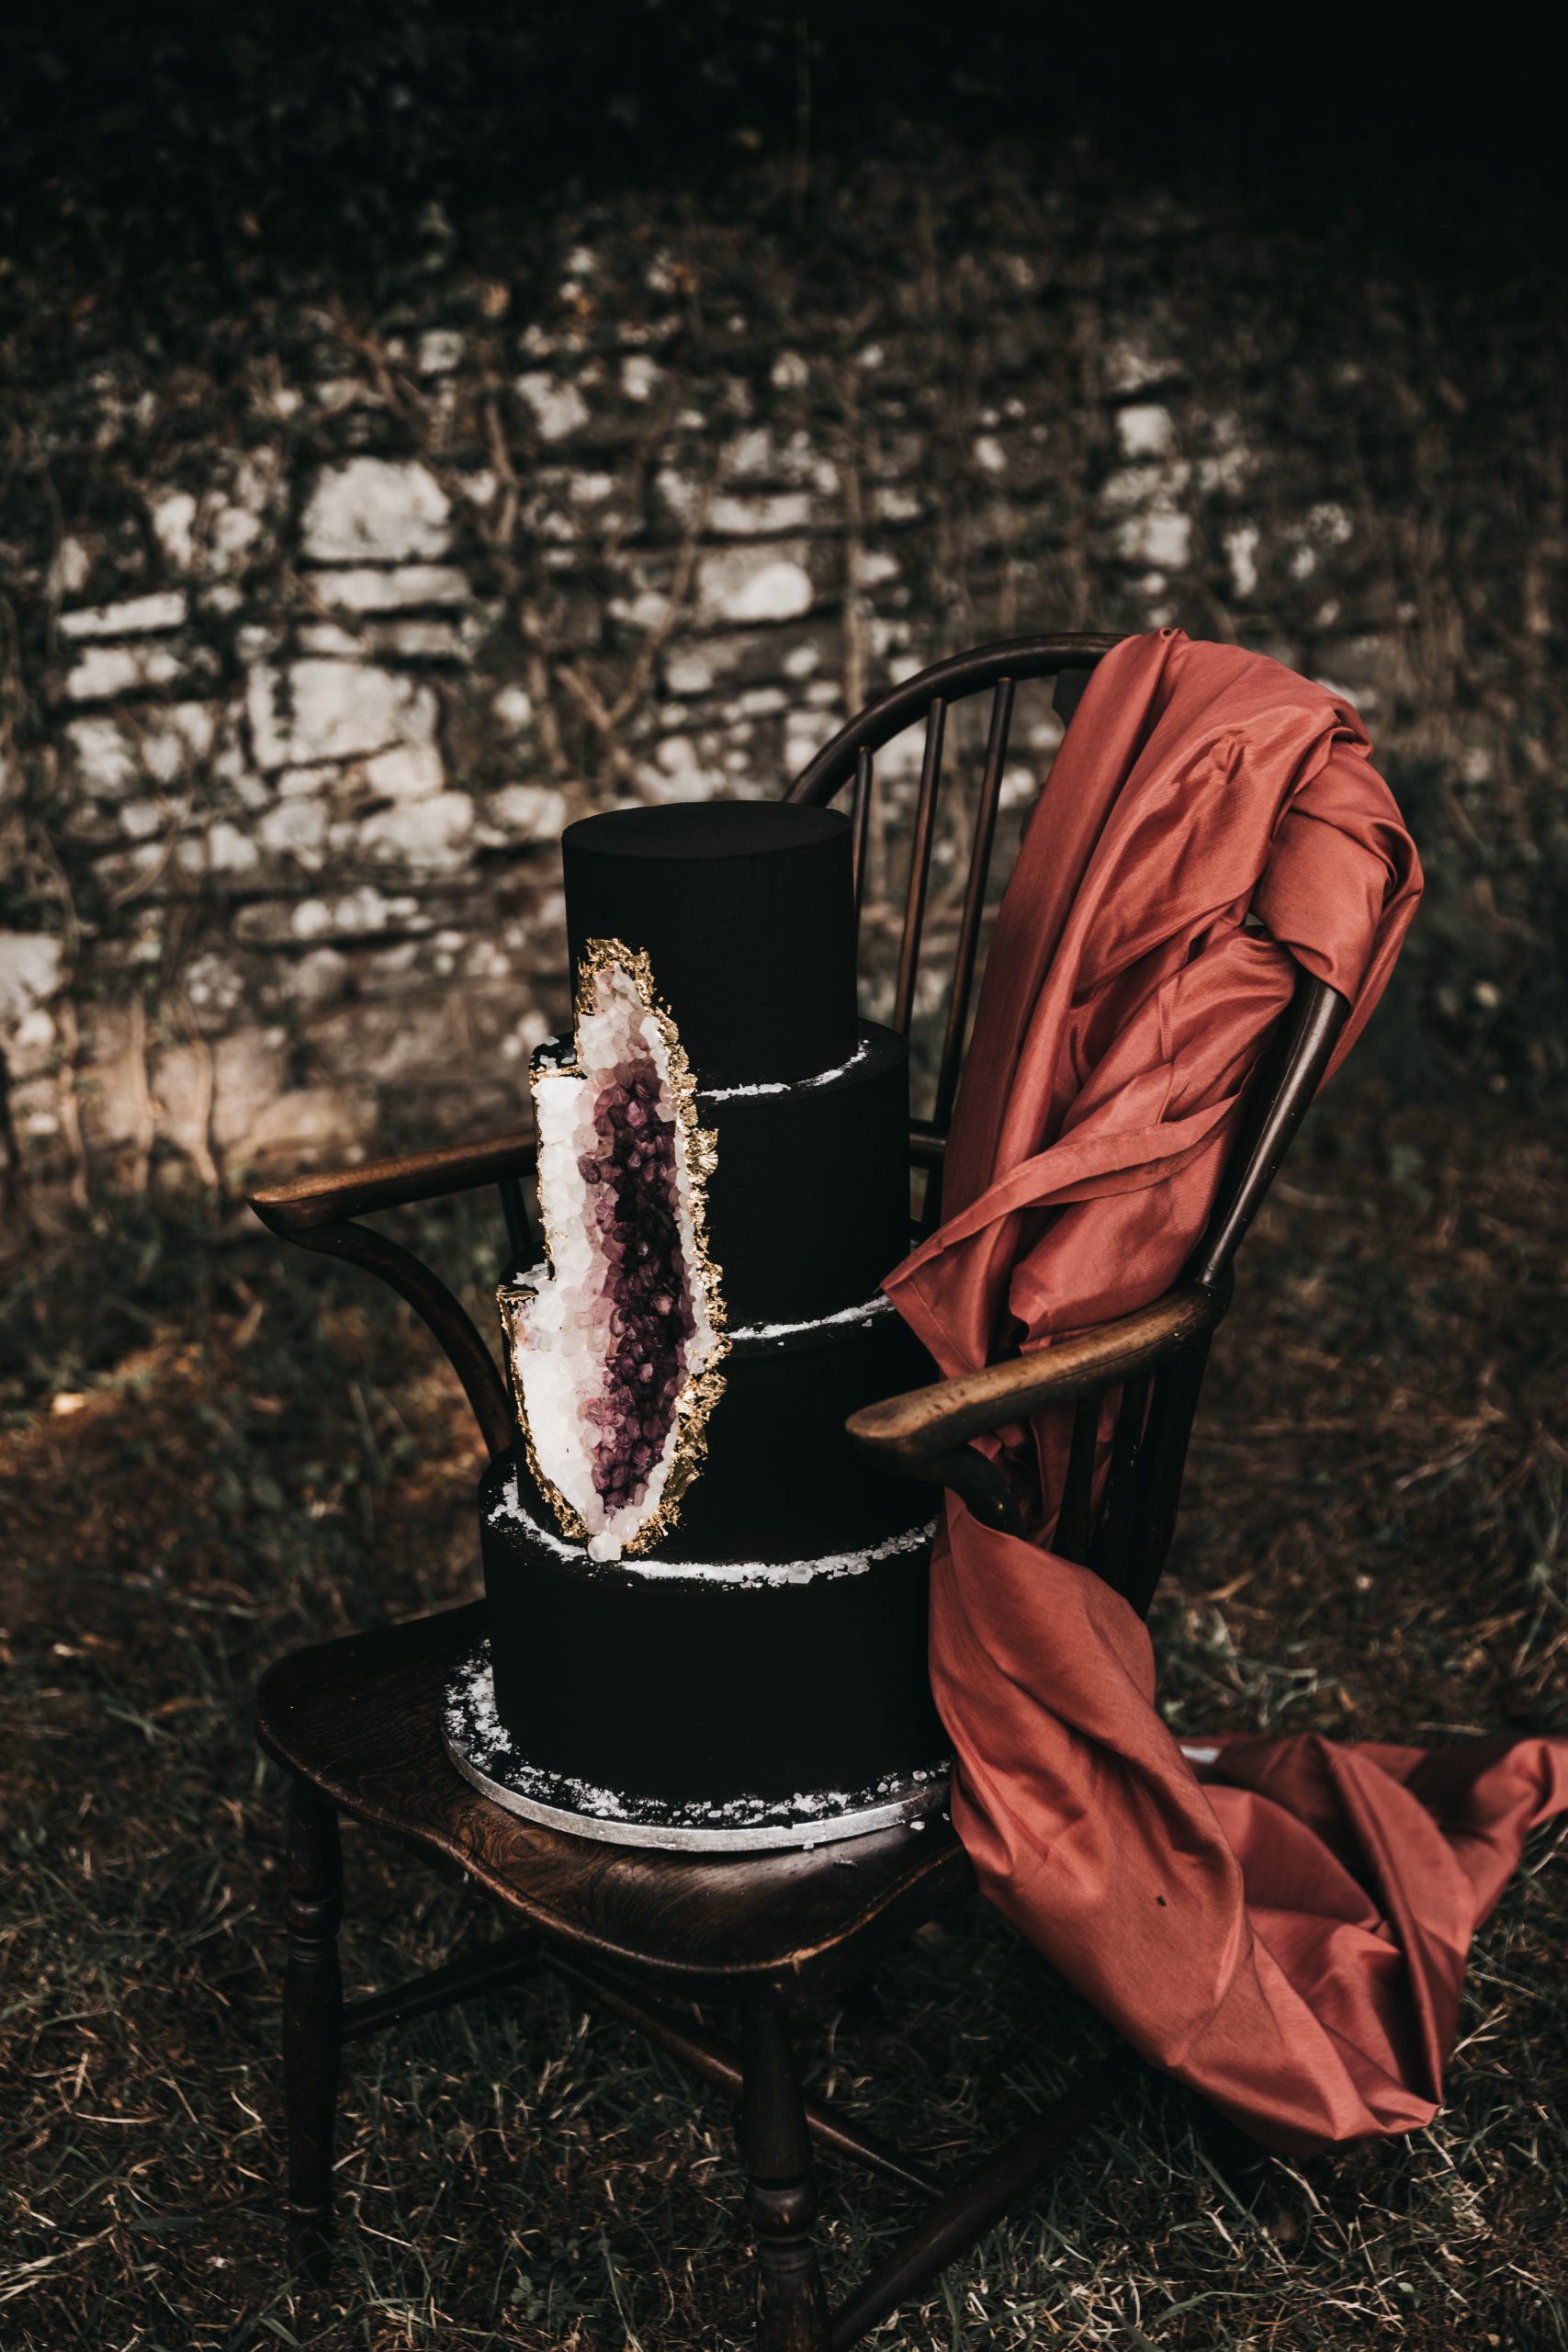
xmin=885 ymin=628 xmax=1567 ymax=2152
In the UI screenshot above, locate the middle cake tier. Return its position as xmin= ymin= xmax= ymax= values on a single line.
xmin=506 ymin=1297 xmax=936 ymax=1562
xmin=697 ymin=1017 xmax=911 ymax=1326
xmin=529 ymin=1015 xmax=911 ymax=1329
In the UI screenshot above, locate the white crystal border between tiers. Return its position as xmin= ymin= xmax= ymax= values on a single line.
xmin=732 ymin=1292 xmax=895 ymax=1343
xmin=507 ymin=1272 xmax=895 ymax=1349
xmin=511 ymin=960 xmax=722 ymax=1560
xmin=488 ymin=1467 xmax=935 ymax=1585
xmin=698 ymin=1034 xmax=872 ymax=1102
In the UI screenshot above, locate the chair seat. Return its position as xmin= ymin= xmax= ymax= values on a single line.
xmin=255 ymin=1601 xmax=972 ymax=2001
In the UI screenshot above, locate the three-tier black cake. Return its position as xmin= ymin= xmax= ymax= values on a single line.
xmin=443 ymin=799 xmax=949 ymax=1849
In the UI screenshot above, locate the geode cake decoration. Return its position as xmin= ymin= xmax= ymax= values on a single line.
xmin=498 ymin=936 xmax=728 ymax=1562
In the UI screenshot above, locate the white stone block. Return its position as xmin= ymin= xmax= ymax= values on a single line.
xmin=258 ymin=798 xmax=330 ymax=866
xmin=118 ymin=799 xmax=164 ymax=841
xmin=664 ymin=648 xmax=717 ymax=695
xmin=309 ymin=564 xmax=471 ymax=613
xmin=138 ymin=704 xmax=217 ymax=786
xmin=874 ymin=485 xmax=921 ymax=524
xmin=374 ymin=619 xmax=465 ymax=661
xmin=51 ymin=536 xmax=94 ymax=596
xmin=1116 ymin=404 xmax=1177 ymax=460
xmin=207 ymin=820 xmax=261 ymax=875
xmin=0 ymin=931 xmax=62 ymax=1029
xmin=694 ymin=545 xmax=814 ymax=626
xmin=1101 ymin=461 xmax=1192 ymax=513
xmin=655 ymin=467 xmax=703 ymax=526
xmin=1117 ymin=508 xmax=1191 ymax=570
xmin=248 ymin=661 xmax=438 ymax=770
xmin=65 ymin=642 xmax=183 ymax=701
xmin=482 ymin=784 xmax=569 ymax=842
xmin=278 ymin=764 xmax=338 ymax=799
xmin=67 ymin=717 xmax=137 ymax=795
xmin=363 ymin=741 xmax=445 ymax=800
xmin=60 ymin=591 xmax=187 ymax=639
xmin=297 ymin=624 xmax=360 ymax=659
xmin=719 ymin=427 xmax=818 ymax=486
xmin=854 ymin=548 xmax=900 ymax=588
xmin=301 ymin=458 xmax=452 ymax=563
xmin=516 ymin=373 xmax=591 ymax=442
xmin=608 ymin=590 xmax=671 ymax=632
xmin=708 ymin=492 xmax=814 ymax=537
xmin=621 ymin=354 xmax=663 ymax=402
xmin=7 ymin=1002 xmax=57 ymax=1079
xmin=356 ymin=792 xmax=475 ymax=868
xmin=1309 ymin=501 xmax=1355 ymax=546
xmin=289 ymin=947 xmax=350 ymax=1011
xmin=1104 ymin=338 xmax=1180 ymax=396
xmin=291 ymin=886 xmax=397 ymax=941
xmin=152 ymin=491 xmax=197 ymax=569
xmin=1225 ymin=524 xmax=1261 ymax=600
xmin=419 ymin=329 xmax=466 ymax=374
xmin=209 ymin=500 xmax=264 ymax=572
xmin=184 ymin=950 xmax=248 ymax=1022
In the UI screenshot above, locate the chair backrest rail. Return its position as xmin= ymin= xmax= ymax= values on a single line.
xmin=850 ymin=745 xmax=874 ymax=922
xmin=933 ymin=677 xmax=1014 ymax=1140
xmin=893 ymin=699 xmax=947 ymax=1037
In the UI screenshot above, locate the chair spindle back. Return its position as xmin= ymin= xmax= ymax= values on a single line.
xmin=787 ymin=632 xmax=1348 ymax=1615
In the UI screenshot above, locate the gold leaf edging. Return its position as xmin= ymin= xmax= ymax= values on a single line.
xmin=497 ymin=936 xmax=728 ymax=1557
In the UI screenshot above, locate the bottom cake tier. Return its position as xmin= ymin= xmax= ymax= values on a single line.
xmin=468 ymin=1455 xmax=950 ymax=1850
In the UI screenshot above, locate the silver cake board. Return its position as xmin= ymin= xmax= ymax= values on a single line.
xmin=442 ymin=1638 xmax=952 ymax=1855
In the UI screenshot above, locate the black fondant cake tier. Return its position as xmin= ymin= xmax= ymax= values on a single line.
xmin=477 ymin=1459 xmax=946 ymax=1829
xmin=469 ymin=797 xmax=948 ymax=1849
xmin=696 ymin=1021 xmax=909 ymax=1324
xmin=562 ymin=799 xmax=856 ymax=1082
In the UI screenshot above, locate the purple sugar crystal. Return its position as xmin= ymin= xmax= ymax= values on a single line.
xmin=582 ymin=1050 xmax=694 ymax=1510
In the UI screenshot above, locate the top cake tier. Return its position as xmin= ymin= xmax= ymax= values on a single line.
xmin=562 ymin=800 xmax=856 ymax=1083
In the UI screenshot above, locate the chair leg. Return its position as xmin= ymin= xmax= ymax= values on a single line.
xmin=739 ymin=2004 xmax=830 ymax=2352
xmin=835 ymin=1967 xmax=884 ymax=2037
xmin=283 ymin=1778 xmax=344 ymax=2285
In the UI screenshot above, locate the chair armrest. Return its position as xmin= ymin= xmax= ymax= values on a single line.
xmin=248 ymin=1128 xmax=536 ymax=1237
xmin=844 ymin=1283 xmax=1226 ymax=1483
xmin=245 ymin=1127 xmax=537 ymax=1465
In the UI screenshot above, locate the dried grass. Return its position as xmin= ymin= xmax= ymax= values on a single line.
xmin=2 ymin=1071 xmax=1564 ymax=2349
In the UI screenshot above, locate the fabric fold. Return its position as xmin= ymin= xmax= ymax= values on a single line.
xmin=885 ymin=627 xmax=1564 ymax=2150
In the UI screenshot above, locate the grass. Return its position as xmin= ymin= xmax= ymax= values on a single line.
xmin=2 ymin=1069 xmax=1566 ymax=2349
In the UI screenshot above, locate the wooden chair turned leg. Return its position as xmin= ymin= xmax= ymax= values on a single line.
xmin=739 ymin=2004 xmax=830 ymax=2352
xmin=283 ymin=1779 xmax=344 ymax=2285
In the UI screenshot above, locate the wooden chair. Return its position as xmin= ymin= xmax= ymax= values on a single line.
xmin=249 ymin=630 xmax=1348 ymax=2348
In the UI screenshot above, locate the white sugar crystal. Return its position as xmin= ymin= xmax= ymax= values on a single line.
xmin=507 ymin=969 xmax=722 ymax=1556
xmin=732 ymin=1293 xmax=893 ymax=1345
xmin=701 ymin=1032 xmax=873 ymax=1102
xmin=490 ymin=1470 xmax=934 ymax=1586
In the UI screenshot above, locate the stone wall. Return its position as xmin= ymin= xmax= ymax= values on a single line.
xmin=4 ymin=156 xmax=1558 ymax=1210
